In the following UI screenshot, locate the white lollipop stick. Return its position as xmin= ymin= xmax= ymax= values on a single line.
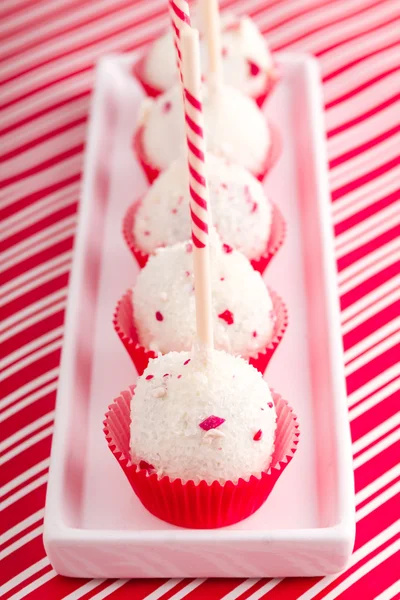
xmin=202 ymin=0 xmax=223 ymax=86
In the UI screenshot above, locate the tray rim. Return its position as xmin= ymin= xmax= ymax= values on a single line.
xmin=43 ymin=51 xmax=355 ymax=561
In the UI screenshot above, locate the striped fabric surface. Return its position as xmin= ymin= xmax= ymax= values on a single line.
xmin=1 ymin=0 xmax=399 ymax=598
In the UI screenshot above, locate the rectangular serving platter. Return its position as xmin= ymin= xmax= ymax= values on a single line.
xmin=43 ymin=52 xmax=355 ymax=578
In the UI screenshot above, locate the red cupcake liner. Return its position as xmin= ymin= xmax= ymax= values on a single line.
xmin=123 ymin=199 xmax=285 ymax=274
xmin=254 ymin=62 xmax=281 ymax=108
xmin=133 ymin=52 xmax=280 ymax=109
xmin=104 ymin=388 xmax=299 ymax=528
xmin=133 ymin=119 xmax=282 ymax=185
xmin=113 ymin=287 xmax=287 ymax=376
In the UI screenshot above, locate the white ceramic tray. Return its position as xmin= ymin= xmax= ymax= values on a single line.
xmin=44 ymin=52 xmax=355 ymax=578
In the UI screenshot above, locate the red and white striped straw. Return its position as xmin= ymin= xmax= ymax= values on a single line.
xmin=168 ymin=0 xmax=191 ymax=82
xmin=180 ymin=25 xmax=214 ymax=349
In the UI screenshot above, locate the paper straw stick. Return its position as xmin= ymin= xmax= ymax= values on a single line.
xmin=202 ymin=0 xmax=223 ymax=85
xmin=168 ymin=0 xmax=191 ymax=82
xmin=180 ymin=24 xmax=214 ymax=349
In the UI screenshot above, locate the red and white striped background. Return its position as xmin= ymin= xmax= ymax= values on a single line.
xmin=1 ymin=0 xmax=399 ymax=598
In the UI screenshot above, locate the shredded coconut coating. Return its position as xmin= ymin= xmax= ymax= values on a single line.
xmin=130 ymin=349 xmax=277 ymax=484
xmin=133 ymin=235 xmax=274 ymax=357
xmin=134 ymin=154 xmax=272 ymax=260
xmin=143 ymin=13 xmax=273 ymax=98
xmin=140 ymin=82 xmax=270 ymax=175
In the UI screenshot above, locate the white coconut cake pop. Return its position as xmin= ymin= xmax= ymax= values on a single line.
xmin=133 ymin=153 xmax=272 ymax=260
xmin=137 ymin=81 xmax=270 ymax=177
xmin=141 ymin=13 xmax=275 ymax=100
xmin=132 ymin=234 xmax=275 ymax=357
xmin=130 ymin=349 xmax=277 ymax=484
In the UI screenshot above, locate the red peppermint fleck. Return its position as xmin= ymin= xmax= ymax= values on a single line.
xmin=199 ymin=415 xmax=226 ymax=431
xmin=253 ymin=429 xmax=263 ymax=441
xmin=222 ymin=46 xmax=228 ymax=57
xmin=144 ymin=230 xmax=150 ymax=236
xmin=177 ymin=374 xmax=182 ymax=379
xmin=261 ymin=407 xmax=264 ymax=411
xmin=252 ymin=331 xmax=258 ymax=338
xmin=163 ymin=373 xmax=169 ymax=378
xmin=268 ymin=402 xmax=273 ymax=408
xmin=145 ymin=375 xmax=154 ymax=380
xmin=248 ymin=60 xmax=261 ymax=77
xmin=220 ymin=182 xmax=228 ymax=190
xmin=218 ymin=309 xmax=234 ymax=325
xmin=183 ymin=358 xmax=191 ymax=365
xmin=155 ymin=311 xmax=164 ymax=322
xmin=163 ymin=101 xmax=172 ymax=113
xmin=220 ymin=277 xmax=225 ymax=281
xmin=139 ymin=460 xmax=155 ymax=472
xmin=178 ymin=196 xmax=184 ymax=204
xmin=186 ymin=242 xmax=193 ymax=253
xmin=171 ymin=208 xmax=178 ymax=214
xmin=222 ymin=243 xmax=233 ymax=254
xmin=185 ymin=270 xmax=191 ymax=277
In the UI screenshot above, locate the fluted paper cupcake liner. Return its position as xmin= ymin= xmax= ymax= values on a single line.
xmin=113 ymin=287 xmax=288 ymax=375
xmin=104 ymin=388 xmax=299 ymax=528
xmin=123 ymin=199 xmax=286 ymax=274
xmin=133 ymin=120 xmax=282 ymax=185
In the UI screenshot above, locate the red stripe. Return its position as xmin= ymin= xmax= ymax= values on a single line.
xmin=170 ymin=0 xmax=190 ymax=25
xmin=190 ymin=208 xmax=208 ymax=234
xmin=185 ymin=88 xmax=202 ymax=110
xmin=328 ymin=96 xmax=400 ymax=139
xmin=323 ymin=38 xmax=400 ymax=82
xmin=329 ymin=125 xmax=400 ymax=169
xmin=331 ymin=155 xmax=400 ymax=200
xmin=343 ymin=301 xmax=400 ymax=351
xmin=185 ymin=113 xmax=204 ymax=138
xmin=340 ymin=550 xmax=400 ymax=600
xmin=189 ymin=162 xmax=206 ymax=187
xmin=335 ymin=189 xmax=399 ymax=236
xmin=1 ymin=390 xmax=57 ymax=439
xmin=352 ymin=390 xmax=400 ymax=442
xmin=183 ymin=580 xmax=249 ymax=600
xmin=337 ymin=225 xmax=399 ymax=272
xmin=340 ymin=262 xmax=399 ymax=311
xmin=187 ymin=137 xmax=205 ymax=162
xmin=353 ymin=423 xmax=400 ymax=460
xmin=346 ymin=344 xmax=400 ymax=395
xmin=189 ymin=185 xmax=208 ymax=210
xmin=325 ymin=66 xmax=400 ymax=110
xmin=192 ymin=232 xmax=205 ymax=248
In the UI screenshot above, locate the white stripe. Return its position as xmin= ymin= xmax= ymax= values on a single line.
xmin=0 ymin=338 xmax=62 ymax=381
xmin=0 ymin=185 xmax=77 ymax=235
xmin=246 ymin=579 xmax=282 ymax=599
xmin=1 ymin=459 xmax=49 ymax=497
xmin=0 ymin=251 xmax=71 ymax=302
xmin=342 ymin=285 xmax=399 ymax=334
xmin=356 ymin=479 xmax=400 ymax=522
xmin=323 ymin=42 xmax=400 ymax=104
xmin=297 ymin=522 xmax=400 ymax=600
xmin=86 ymin=580 xmax=127 ymax=600
xmin=62 ymin=580 xmax=107 ymax=600
xmin=0 ymin=100 xmax=88 ymax=155
xmin=1 ymin=523 xmax=43 ymax=559
xmin=0 ymin=1 xmax=167 ymax=85
xmin=2 ymin=508 xmax=44 ymax=544
xmin=345 ymin=320 xmax=400 ymax=365
xmin=168 ymin=579 xmax=205 ymax=599
xmin=321 ymin=539 xmax=400 ymax=600
xmin=348 ymin=364 xmax=400 ymax=407
xmin=332 ymin=166 xmax=398 ymax=221
xmin=0 ymin=473 xmax=48 ymax=511
xmin=2 ymin=326 xmax=64 ymax=370
xmin=330 ymin=136 xmax=399 ymax=188
xmin=0 ymin=426 xmax=53 ymax=466
xmin=1 ymin=216 xmax=76 ymax=268
xmin=0 ymin=413 xmax=54 ymax=453
xmin=143 ymin=579 xmax=184 ymax=600
xmin=345 ymin=329 xmax=400 ymax=376
xmin=355 ymin=464 xmax=400 ymax=506
xmin=1 ymin=557 xmax=51 ymax=595
xmin=338 ymin=239 xmax=399 ymax=292
xmin=1 ymin=125 xmax=86 ymax=179
xmin=350 ymin=377 xmax=400 ymax=421
xmin=374 ymin=580 xmax=400 ymax=600
xmin=335 ymin=203 xmax=400 ymax=259
xmin=0 ymin=368 xmax=59 ymax=411
xmin=221 ymin=579 xmax=260 ymax=600
xmin=0 ymin=381 xmax=57 ymax=424
xmin=354 ymin=428 xmax=399 ymax=469
xmin=8 ymin=570 xmax=56 ymax=600
xmin=353 ymin=413 xmax=400 ymax=456
xmin=1 ymin=296 xmax=67 ymax=342
xmin=0 ymin=0 xmax=77 ymax=34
